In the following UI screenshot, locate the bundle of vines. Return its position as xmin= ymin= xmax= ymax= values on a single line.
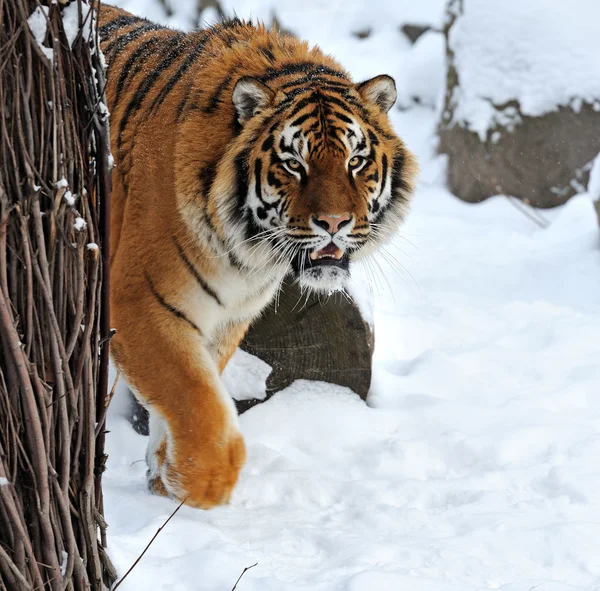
xmin=0 ymin=1 xmax=115 ymax=589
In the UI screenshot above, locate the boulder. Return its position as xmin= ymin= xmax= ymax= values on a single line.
xmin=237 ymin=276 xmax=373 ymax=412
xmin=438 ymin=0 xmax=600 ymax=208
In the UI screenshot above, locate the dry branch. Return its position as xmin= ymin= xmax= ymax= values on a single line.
xmin=0 ymin=1 xmax=115 ymax=588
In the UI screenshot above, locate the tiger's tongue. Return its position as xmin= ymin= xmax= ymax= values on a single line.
xmin=309 ymin=243 xmax=344 ymax=261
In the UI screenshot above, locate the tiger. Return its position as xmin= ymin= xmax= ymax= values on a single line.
xmin=97 ymin=3 xmax=417 ymax=509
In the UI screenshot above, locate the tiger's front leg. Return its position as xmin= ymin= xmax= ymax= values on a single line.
xmin=111 ymin=290 xmax=247 ymax=509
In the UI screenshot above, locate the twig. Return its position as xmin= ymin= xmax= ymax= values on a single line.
xmin=504 ymin=195 xmax=550 ymax=229
xmin=111 ymin=499 xmax=187 ymax=591
xmin=230 ymin=562 xmax=258 ymax=591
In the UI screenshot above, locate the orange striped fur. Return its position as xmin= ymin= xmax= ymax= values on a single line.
xmin=98 ymin=3 xmax=417 ymax=508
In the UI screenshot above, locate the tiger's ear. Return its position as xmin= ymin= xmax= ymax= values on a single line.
xmin=356 ymin=75 xmax=397 ymax=113
xmin=232 ymin=76 xmax=275 ymax=124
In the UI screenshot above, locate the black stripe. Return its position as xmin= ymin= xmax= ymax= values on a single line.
xmin=149 ymin=31 xmax=212 ymax=117
xmin=390 ymin=152 xmax=406 ymax=195
xmin=328 ymin=125 xmax=347 ymax=138
xmin=321 ymin=93 xmax=355 ymax=115
xmin=257 ymin=62 xmax=315 ymax=83
xmin=200 ymin=161 xmax=218 ymax=199
xmin=117 ymin=33 xmax=185 ymax=185
xmin=348 ymin=170 xmax=356 ymax=189
xmin=199 ymin=162 xmax=220 ymax=237
xmin=258 ymin=63 xmax=348 ymax=85
xmin=280 ymin=76 xmax=350 ymax=91
xmin=313 ymin=65 xmax=349 ymax=79
xmin=261 ymin=135 xmax=274 ymax=152
xmin=332 ymin=110 xmax=353 ymax=125
xmin=113 ymin=36 xmax=162 ymax=107
xmin=176 ymin=81 xmax=195 ymax=120
xmin=254 ymin=159 xmax=263 ymax=205
xmin=259 ymin=45 xmax=275 ymax=62
xmin=172 ymin=237 xmax=224 ymax=307
xmin=267 ymin=171 xmax=281 ymax=189
xmin=289 ymin=109 xmax=318 ymax=127
xmin=177 ymin=86 xmax=204 ymax=121
xmin=285 ymin=96 xmax=315 ymax=119
xmin=145 ymin=273 xmax=202 ymax=335
xmin=203 ymin=70 xmax=238 ymax=114
xmin=372 ymin=152 xmax=408 ymax=223
xmin=367 ymin=129 xmax=380 ymax=146
xmin=99 ymin=15 xmax=140 ymax=40
xmin=103 ymin=23 xmax=163 ymax=60
xmin=340 ymin=96 xmax=370 ymax=120
xmin=366 ymin=171 xmax=379 ymax=183
xmin=234 ymin=149 xmax=250 ymax=215
xmin=231 ymin=149 xmax=252 ymax=239
xmin=200 ymin=161 xmax=242 ymax=272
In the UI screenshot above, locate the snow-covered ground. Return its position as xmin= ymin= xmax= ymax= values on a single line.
xmin=103 ymin=1 xmax=600 ymax=589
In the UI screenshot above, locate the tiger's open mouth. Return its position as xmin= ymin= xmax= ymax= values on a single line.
xmin=309 ymin=242 xmax=344 ymax=263
xmin=291 ymin=242 xmax=349 ymax=276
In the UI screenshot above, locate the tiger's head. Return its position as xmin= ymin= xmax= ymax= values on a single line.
xmin=215 ymin=68 xmax=417 ymax=292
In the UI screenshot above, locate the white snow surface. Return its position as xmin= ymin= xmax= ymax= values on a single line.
xmin=62 ymin=2 xmax=92 ymax=47
xmin=28 ymin=6 xmax=53 ymax=63
xmin=222 ymin=349 xmax=271 ymax=402
xmin=102 ymin=1 xmax=600 ymax=590
xmin=588 ymin=153 xmax=600 ymax=202
xmin=395 ymin=30 xmax=445 ymax=110
xmin=448 ymin=0 xmax=600 ymax=140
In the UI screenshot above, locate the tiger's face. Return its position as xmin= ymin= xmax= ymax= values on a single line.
xmin=218 ymin=73 xmax=417 ymax=292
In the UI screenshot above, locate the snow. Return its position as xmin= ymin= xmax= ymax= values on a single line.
xmin=448 ymin=0 xmax=600 ymax=140
xmin=588 ymin=152 xmax=600 ymax=201
xmin=395 ymin=31 xmax=445 ymax=110
xmin=101 ymin=1 xmax=600 ymax=590
xmin=27 ymin=6 xmax=54 ymax=63
xmin=74 ymin=217 xmax=87 ymax=231
xmin=0 ymin=477 xmax=9 ymax=486
xmin=60 ymin=551 xmax=69 ymax=576
xmin=62 ymin=2 xmax=92 ymax=47
xmin=64 ymin=191 xmax=75 ymax=206
xmin=87 ymin=242 xmax=99 ymax=251
xmin=56 ymin=178 xmax=69 ymax=189
xmin=222 ymin=349 xmax=271 ymax=402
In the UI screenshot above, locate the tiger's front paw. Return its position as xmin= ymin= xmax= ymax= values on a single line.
xmin=148 ymin=426 xmax=247 ymax=509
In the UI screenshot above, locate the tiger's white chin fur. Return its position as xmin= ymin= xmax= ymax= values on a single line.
xmin=297 ymin=265 xmax=350 ymax=292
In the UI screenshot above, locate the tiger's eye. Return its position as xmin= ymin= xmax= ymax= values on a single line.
xmin=287 ymin=159 xmax=301 ymax=169
xmin=349 ymin=156 xmax=363 ymax=168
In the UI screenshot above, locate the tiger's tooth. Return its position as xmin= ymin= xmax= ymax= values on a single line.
xmin=309 ymin=250 xmax=319 ymax=261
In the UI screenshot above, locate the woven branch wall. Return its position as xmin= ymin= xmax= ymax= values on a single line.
xmin=0 ymin=1 xmax=115 ymax=589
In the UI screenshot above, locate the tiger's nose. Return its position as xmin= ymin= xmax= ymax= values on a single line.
xmin=314 ymin=213 xmax=352 ymax=234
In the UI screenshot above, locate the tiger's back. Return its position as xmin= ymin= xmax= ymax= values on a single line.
xmin=98 ymin=4 xmax=417 ymax=509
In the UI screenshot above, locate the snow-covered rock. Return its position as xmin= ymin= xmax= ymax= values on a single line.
xmin=240 ymin=276 xmax=374 ymax=408
xmin=439 ymin=0 xmax=600 ymax=207
xmin=445 ymin=0 xmax=600 ymax=139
